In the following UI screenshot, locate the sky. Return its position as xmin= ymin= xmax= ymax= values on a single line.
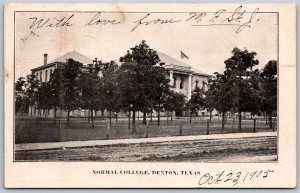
xmin=14 ymin=10 xmax=278 ymax=79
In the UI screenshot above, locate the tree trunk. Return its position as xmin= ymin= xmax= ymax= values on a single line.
xmin=167 ymin=111 xmax=169 ymax=124
xmin=137 ymin=111 xmax=139 ymax=121
xmin=88 ymin=110 xmax=90 ymax=123
xmin=39 ymin=108 xmax=41 ymax=118
xmin=209 ymin=110 xmax=212 ymax=122
xmin=238 ymin=110 xmax=242 ymax=131
xmin=109 ymin=111 xmax=112 ymax=127
xmin=222 ymin=112 xmax=225 ymax=130
xmin=190 ymin=110 xmax=192 ymax=123
xmin=150 ymin=109 xmax=153 ymax=122
xmin=101 ymin=109 xmax=104 ymax=120
xmin=67 ymin=110 xmax=70 ymax=127
xmin=30 ymin=107 xmax=32 ymax=117
xmin=132 ymin=110 xmax=136 ymax=134
xmin=269 ymin=112 xmax=273 ymax=130
xmin=171 ymin=111 xmax=173 ymax=121
xmin=91 ymin=108 xmax=94 ymax=128
xmin=157 ymin=104 xmax=160 ymax=126
xmin=128 ymin=111 xmax=131 ymax=130
xmin=54 ymin=106 xmax=57 ymax=124
xmin=115 ymin=112 xmax=118 ymax=123
xmin=143 ymin=111 xmax=146 ymax=125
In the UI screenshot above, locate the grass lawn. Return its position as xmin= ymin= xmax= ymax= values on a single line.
xmin=15 ymin=116 xmax=276 ymax=144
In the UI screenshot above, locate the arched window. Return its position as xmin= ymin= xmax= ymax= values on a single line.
xmin=195 ymin=80 xmax=199 ymax=88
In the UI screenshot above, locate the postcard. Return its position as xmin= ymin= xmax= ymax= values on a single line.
xmin=4 ymin=3 xmax=296 ymax=188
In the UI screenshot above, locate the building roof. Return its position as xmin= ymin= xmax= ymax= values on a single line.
xmin=157 ymin=52 xmax=211 ymax=77
xmin=31 ymin=50 xmax=211 ymax=77
xmin=31 ymin=62 xmax=63 ymax=72
xmin=157 ymin=52 xmax=191 ymax=68
xmin=50 ymin=50 xmax=93 ymax=65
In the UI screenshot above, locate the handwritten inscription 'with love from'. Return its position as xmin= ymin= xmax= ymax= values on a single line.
xmin=28 ymin=6 xmax=260 ymax=34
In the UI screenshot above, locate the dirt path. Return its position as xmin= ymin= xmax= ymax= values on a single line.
xmin=15 ymin=136 xmax=277 ymax=162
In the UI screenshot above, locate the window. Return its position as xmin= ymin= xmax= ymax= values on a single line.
xmin=173 ymin=77 xmax=177 ymax=88
xmin=202 ymin=81 xmax=206 ymax=90
xmin=180 ymin=77 xmax=184 ymax=89
xmin=195 ymin=80 xmax=199 ymax=88
xmin=50 ymin=69 xmax=53 ymax=76
xmin=36 ymin=73 xmax=38 ymax=79
xmin=40 ymin=72 xmax=42 ymax=82
xmin=45 ymin=70 xmax=48 ymax=82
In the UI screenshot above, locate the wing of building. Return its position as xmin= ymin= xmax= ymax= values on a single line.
xmin=29 ymin=51 xmax=212 ymax=117
xmin=157 ymin=52 xmax=211 ymax=100
xmin=31 ymin=51 xmax=93 ymax=82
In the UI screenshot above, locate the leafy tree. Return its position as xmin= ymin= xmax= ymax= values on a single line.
xmin=100 ymin=61 xmax=119 ymax=126
xmin=48 ymin=66 xmax=65 ymax=123
xmin=223 ymin=48 xmax=259 ymax=130
xmin=118 ymin=40 xmax=167 ymax=133
xmin=165 ymin=90 xmax=186 ymax=121
xmin=25 ymin=74 xmax=40 ymax=116
xmin=260 ymin=60 xmax=277 ymax=129
xmin=79 ymin=71 xmax=101 ymax=128
xmin=210 ymin=72 xmax=233 ymax=129
xmin=36 ymin=82 xmax=52 ymax=117
xmin=150 ymin=66 xmax=171 ymax=125
xmin=204 ymin=79 xmax=217 ymax=122
xmin=15 ymin=77 xmax=27 ymax=114
xmin=188 ymin=86 xmax=205 ymax=122
xmin=63 ymin=58 xmax=83 ymax=126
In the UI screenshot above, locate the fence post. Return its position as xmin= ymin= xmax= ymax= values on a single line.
xmin=207 ymin=119 xmax=209 ymax=135
xmin=106 ymin=122 xmax=110 ymax=140
xmin=253 ymin=119 xmax=256 ymax=133
xmin=179 ymin=121 xmax=183 ymax=136
xmin=146 ymin=121 xmax=149 ymax=138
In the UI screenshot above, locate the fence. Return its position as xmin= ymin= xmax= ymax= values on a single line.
xmin=15 ymin=116 xmax=277 ymax=144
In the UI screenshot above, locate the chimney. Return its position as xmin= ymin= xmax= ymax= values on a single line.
xmin=44 ymin=53 xmax=48 ymax=65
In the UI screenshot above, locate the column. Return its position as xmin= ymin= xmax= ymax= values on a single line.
xmin=188 ymin=74 xmax=192 ymax=100
xmin=170 ymin=71 xmax=174 ymax=86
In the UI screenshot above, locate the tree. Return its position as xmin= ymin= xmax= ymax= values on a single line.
xmin=260 ymin=60 xmax=277 ymax=130
xmin=25 ymin=74 xmax=40 ymax=116
xmin=204 ymin=79 xmax=216 ymax=122
xmin=209 ymin=72 xmax=233 ymax=129
xmin=36 ymin=82 xmax=52 ymax=117
xmin=48 ymin=66 xmax=65 ymax=123
xmin=188 ymin=86 xmax=205 ymax=122
xmin=118 ymin=40 xmax=168 ymax=133
xmin=79 ymin=71 xmax=101 ymax=128
xmin=15 ymin=77 xmax=27 ymax=114
xmin=165 ymin=90 xmax=186 ymax=121
xmin=63 ymin=58 xmax=82 ymax=127
xmin=223 ymin=48 xmax=259 ymax=130
xmin=100 ymin=61 xmax=119 ymax=126
xmin=150 ymin=66 xmax=171 ymax=126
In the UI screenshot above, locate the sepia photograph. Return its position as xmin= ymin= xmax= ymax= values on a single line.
xmin=4 ymin=3 xmax=296 ymax=188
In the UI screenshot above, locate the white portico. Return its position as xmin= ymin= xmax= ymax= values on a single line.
xmin=157 ymin=52 xmax=211 ymax=101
